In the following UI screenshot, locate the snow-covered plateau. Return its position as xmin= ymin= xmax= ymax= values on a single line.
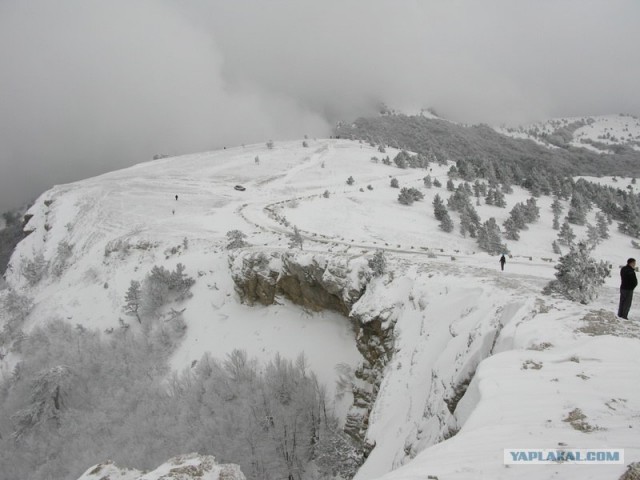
xmin=1 ymin=138 xmax=639 ymax=480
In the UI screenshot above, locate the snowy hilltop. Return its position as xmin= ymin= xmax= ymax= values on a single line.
xmin=0 ymin=134 xmax=640 ymax=479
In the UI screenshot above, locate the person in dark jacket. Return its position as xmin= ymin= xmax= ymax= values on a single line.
xmin=499 ymin=254 xmax=506 ymax=271
xmin=618 ymin=258 xmax=638 ymax=320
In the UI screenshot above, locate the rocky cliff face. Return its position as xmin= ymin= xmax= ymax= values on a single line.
xmin=230 ymin=251 xmax=396 ymax=452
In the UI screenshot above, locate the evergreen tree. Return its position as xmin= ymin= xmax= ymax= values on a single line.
xmin=226 ymin=230 xmax=249 ymax=249
xmin=432 ymin=194 xmax=447 ymax=221
xmin=503 ymin=218 xmax=520 ymax=241
xmin=552 ymin=240 xmax=562 ymax=255
xmin=323 ymin=190 xmax=330 ymax=198
xmin=596 ymin=212 xmax=609 ymax=239
xmin=439 ymin=211 xmax=454 ymax=232
xmin=493 ymin=189 xmax=507 ymax=208
xmin=552 ymin=215 xmax=560 ymax=230
xmin=586 ymin=223 xmax=600 ymax=247
xmin=390 ymin=177 xmax=399 ymax=188
xmin=368 ymin=250 xmax=387 ymax=277
xmin=551 ymin=198 xmax=563 ymax=217
xmin=393 ymin=151 xmax=410 ymax=169
xmin=423 ymin=175 xmax=433 ymax=188
xmin=523 ymin=198 xmax=540 ymax=223
xmin=288 ymin=226 xmax=304 ymax=250
xmin=566 ymin=192 xmax=588 ymax=225
xmin=477 ymin=218 xmax=507 ymax=255
xmin=557 ymin=220 xmax=576 ymax=246
xmin=446 ymin=179 xmax=455 ymax=191
xmin=433 ymin=178 xmax=442 ymax=188
xmin=124 ymin=280 xmax=142 ymax=323
xmin=543 ymin=243 xmax=611 ymax=304
xmin=346 ymin=176 xmax=355 ymax=185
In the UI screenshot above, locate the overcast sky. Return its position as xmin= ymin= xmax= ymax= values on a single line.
xmin=1 ymin=0 xmax=639 ymax=211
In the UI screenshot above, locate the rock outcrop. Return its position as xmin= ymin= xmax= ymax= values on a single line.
xmin=77 ymin=453 xmax=245 ymax=480
xmin=230 ymin=250 xmax=397 ymax=453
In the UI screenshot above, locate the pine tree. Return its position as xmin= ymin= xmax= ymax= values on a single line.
xmin=226 ymin=230 xmax=249 ymax=249
xmin=596 ymin=212 xmax=609 ymax=239
xmin=557 ymin=220 xmax=576 ymax=245
xmin=433 ymin=178 xmax=442 ymax=188
xmin=432 ymin=194 xmax=447 ymax=221
xmin=346 ymin=176 xmax=355 ymax=186
xmin=523 ymin=198 xmax=540 ymax=223
xmin=586 ymin=223 xmax=600 ymax=248
xmin=390 ymin=177 xmax=399 ymax=188
xmin=423 ymin=175 xmax=433 ymax=188
xmin=446 ymin=179 xmax=455 ymax=191
xmin=551 ymin=198 xmax=563 ymax=217
xmin=124 ymin=280 xmax=142 ymax=323
xmin=289 ymin=226 xmax=304 ymax=250
xmin=553 ymin=214 xmax=560 ymax=230
xmin=543 ymin=243 xmax=611 ymax=304
xmin=503 ymin=218 xmax=520 ymax=241
xmin=439 ymin=211 xmax=454 ymax=232
xmin=494 ymin=189 xmax=507 ymax=208
xmin=323 ymin=190 xmax=330 ymax=198
xmin=566 ymin=192 xmax=588 ymax=225
xmin=368 ymin=250 xmax=387 ymax=277
xmin=477 ymin=218 xmax=507 ymax=255
xmin=552 ymin=240 xmax=562 ymax=255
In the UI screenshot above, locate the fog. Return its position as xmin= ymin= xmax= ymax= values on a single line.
xmin=1 ymin=0 xmax=639 ymax=211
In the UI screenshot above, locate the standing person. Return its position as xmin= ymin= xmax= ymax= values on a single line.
xmin=175 ymin=194 xmax=178 ymax=201
xmin=499 ymin=254 xmax=506 ymax=271
xmin=618 ymin=258 xmax=637 ymax=320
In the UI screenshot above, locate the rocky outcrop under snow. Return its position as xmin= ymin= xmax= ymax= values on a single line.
xmin=77 ymin=453 xmax=245 ymax=480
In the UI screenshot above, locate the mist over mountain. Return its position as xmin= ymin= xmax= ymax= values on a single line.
xmin=1 ymin=0 xmax=639 ymax=211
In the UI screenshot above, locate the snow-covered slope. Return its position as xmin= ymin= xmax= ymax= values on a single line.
xmin=497 ymin=114 xmax=640 ymax=153
xmin=2 ymin=139 xmax=640 ymax=479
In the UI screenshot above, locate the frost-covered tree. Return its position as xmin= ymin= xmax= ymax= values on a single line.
xmin=398 ymin=187 xmax=424 ymax=205
xmin=566 ymin=192 xmax=588 ymax=225
xmin=433 ymin=178 xmax=442 ymax=188
xmin=586 ymin=223 xmax=600 ymax=248
xmin=523 ymin=198 xmax=540 ymax=223
xmin=543 ymin=243 xmax=611 ymax=304
xmin=596 ymin=212 xmax=609 ymax=239
xmin=552 ymin=240 xmax=562 ymax=255
xmin=557 ymin=220 xmax=576 ymax=246
xmin=439 ymin=211 xmax=454 ymax=232
xmin=393 ymin=151 xmax=410 ymax=169
xmin=12 ymin=365 xmax=77 ymax=439
xmin=390 ymin=177 xmax=399 ymax=188
xmin=124 ymin=280 xmax=142 ymax=323
xmin=226 ymin=230 xmax=249 ymax=250
xmin=288 ymin=226 xmax=304 ymax=250
xmin=423 ymin=175 xmax=433 ymax=188
xmin=477 ymin=218 xmax=507 ymax=255
xmin=503 ymin=217 xmax=520 ymax=241
xmin=432 ymin=194 xmax=447 ymax=221
xmin=20 ymin=253 xmax=48 ymax=286
xmin=551 ymin=197 xmax=563 ymax=217
xmin=446 ymin=179 xmax=455 ymax=191
xmin=368 ymin=250 xmax=387 ymax=277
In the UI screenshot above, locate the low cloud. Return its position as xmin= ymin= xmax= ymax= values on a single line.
xmin=1 ymin=0 xmax=638 ymax=210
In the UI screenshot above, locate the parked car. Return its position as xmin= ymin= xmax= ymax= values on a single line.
xmin=234 ymin=185 xmax=246 ymax=191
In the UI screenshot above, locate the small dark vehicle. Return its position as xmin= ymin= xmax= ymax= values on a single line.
xmin=234 ymin=185 xmax=246 ymax=191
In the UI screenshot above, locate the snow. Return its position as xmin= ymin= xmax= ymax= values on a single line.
xmin=3 ymin=138 xmax=640 ymax=480
xmin=497 ymin=114 xmax=640 ymax=153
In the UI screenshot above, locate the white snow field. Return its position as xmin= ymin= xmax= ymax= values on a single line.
xmin=497 ymin=114 xmax=640 ymax=153
xmin=3 ymin=139 xmax=640 ymax=479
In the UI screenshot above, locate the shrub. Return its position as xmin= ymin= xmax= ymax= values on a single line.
xmin=226 ymin=230 xmax=249 ymax=250
xmin=543 ymin=243 xmax=610 ymax=304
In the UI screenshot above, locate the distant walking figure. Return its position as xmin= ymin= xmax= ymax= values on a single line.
xmin=618 ymin=258 xmax=637 ymax=320
xmin=499 ymin=254 xmax=506 ymax=271
xmin=175 ymin=195 xmax=178 ymax=201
